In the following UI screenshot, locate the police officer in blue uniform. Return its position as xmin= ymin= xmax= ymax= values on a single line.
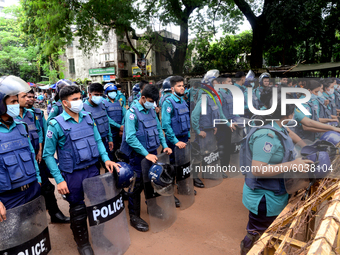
xmin=120 ymin=84 xmax=172 ymax=232
xmin=83 ymin=83 xmax=114 ymax=165
xmin=233 ymin=71 xmax=249 ymax=117
xmin=159 ymin=77 xmax=173 ymax=107
xmin=130 ymin=80 xmax=149 ymax=107
xmin=24 ymin=90 xmax=70 ymax=223
xmin=161 ymin=76 xmax=191 ymax=207
xmin=43 ymin=85 xmax=120 ymax=255
xmin=0 ymin=75 xmax=41 ymax=221
xmin=102 ymin=84 xmax=127 ymax=162
xmin=115 ymin=84 xmax=127 ymax=107
xmin=239 ymin=89 xmax=313 ymax=254
xmin=128 ymin=83 xmax=140 ymax=107
xmin=47 ymin=79 xmax=76 ymax=123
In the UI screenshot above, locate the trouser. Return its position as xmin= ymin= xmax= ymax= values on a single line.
xmin=111 ymin=133 xmax=122 ymax=162
xmin=165 ymin=134 xmax=189 ymax=164
xmin=128 ymin=150 xmax=157 ymax=216
xmin=216 ymin=124 xmax=232 ymax=167
xmin=241 ymin=196 xmax=277 ymax=254
xmin=0 ymin=181 xmax=41 ymax=209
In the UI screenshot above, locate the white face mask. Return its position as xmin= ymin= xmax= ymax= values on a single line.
xmin=67 ymin=100 xmax=83 ymax=113
xmin=318 ymin=91 xmax=323 ymax=97
xmin=327 ymin=88 xmax=334 ymax=95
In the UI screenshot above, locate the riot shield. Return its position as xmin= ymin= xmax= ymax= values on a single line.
xmin=0 ymin=196 xmax=51 ymax=255
xmin=198 ymin=129 xmax=222 ymax=187
xmin=229 ymin=125 xmax=245 ymax=176
xmin=174 ymin=143 xmax=195 ymax=210
xmin=142 ymin=153 xmax=177 ymax=233
xmin=284 ymin=171 xmax=310 ymax=194
xmin=83 ymin=172 xmax=130 ymax=255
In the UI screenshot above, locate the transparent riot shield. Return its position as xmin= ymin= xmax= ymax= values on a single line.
xmin=284 ymin=171 xmax=310 ymax=194
xmin=174 ymin=143 xmax=195 ymax=210
xmin=83 ymin=172 xmax=130 ymax=255
xmin=0 ymin=196 xmax=51 ymax=255
xmin=142 ymin=153 xmax=177 ymax=233
xmin=198 ymin=129 xmax=222 ymax=187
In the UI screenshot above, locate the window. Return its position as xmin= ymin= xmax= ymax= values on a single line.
xmin=131 ymin=53 xmax=135 ymax=64
xmin=105 ymin=54 xmax=110 ymax=61
xmin=69 ymin=59 xmax=75 ymax=74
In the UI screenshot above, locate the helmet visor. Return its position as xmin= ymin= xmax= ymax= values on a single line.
xmin=0 ymin=76 xmax=31 ymax=96
xmin=151 ymin=182 xmax=174 ymax=196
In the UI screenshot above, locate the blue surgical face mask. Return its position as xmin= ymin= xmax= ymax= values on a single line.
xmin=67 ymin=100 xmax=83 ymax=113
xmin=311 ymin=93 xmax=318 ymax=100
xmin=91 ymin=96 xmax=103 ymax=105
xmin=6 ymin=104 xmax=20 ymax=118
xmin=108 ymin=91 xmax=117 ymax=99
xmin=144 ymin=99 xmax=154 ymax=109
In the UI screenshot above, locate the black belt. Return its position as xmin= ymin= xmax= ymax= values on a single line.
xmin=0 ymin=181 xmax=36 ymax=195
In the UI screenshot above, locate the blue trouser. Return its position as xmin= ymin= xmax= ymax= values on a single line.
xmin=112 ymin=132 xmax=122 ymax=162
xmin=0 ymin=181 xmax=41 ymax=210
xmin=165 ymin=134 xmax=189 ymax=164
xmin=102 ymin=137 xmax=114 ymax=161
xmin=128 ymin=150 xmax=157 ymax=216
xmin=61 ymin=164 xmax=100 ymax=207
xmin=241 ymin=196 xmax=277 ymax=253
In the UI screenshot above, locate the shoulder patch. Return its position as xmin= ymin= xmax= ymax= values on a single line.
xmin=46 ymin=130 xmax=53 ymax=138
xmin=129 ymin=113 xmax=135 ymax=120
xmin=296 ymin=109 xmax=301 ymax=113
xmin=49 ymin=119 xmax=57 ymax=126
xmin=263 ymin=142 xmax=273 ymax=153
xmin=51 ymin=108 xmax=55 ymax=113
xmin=166 ymin=106 xmax=171 ymax=113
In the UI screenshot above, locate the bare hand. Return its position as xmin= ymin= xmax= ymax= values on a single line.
xmin=108 ymin=142 xmax=114 ymax=151
xmin=57 ymin=181 xmax=69 ymax=195
xmin=293 ymin=158 xmax=314 ymax=172
xmin=164 ymin=147 xmax=172 ymax=155
xmin=0 ymin=202 xmax=6 ymax=222
xmin=105 ymin=161 xmax=120 ymax=173
xmin=230 ymin=124 xmax=237 ymax=132
xmin=155 ymin=107 xmax=160 ymax=113
xmin=146 ymin=154 xmax=158 ymax=163
xmin=120 ymin=125 xmax=124 ymax=132
xmin=175 ymin=141 xmax=186 ymax=149
xmin=36 ymin=150 xmax=42 ymax=164
xmin=199 ymin=131 xmax=206 ymax=138
xmin=213 ymin=127 xmax=217 ymax=135
xmin=324 ymin=100 xmax=329 ymax=106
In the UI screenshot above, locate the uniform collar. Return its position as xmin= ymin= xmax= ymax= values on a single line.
xmin=85 ymin=99 xmax=95 ymax=107
xmin=61 ymin=110 xmax=86 ymax=121
xmin=135 ymin=101 xmax=149 ymax=113
xmin=171 ymin=93 xmax=181 ymax=103
xmin=0 ymin=119 xmax=18 ymax=130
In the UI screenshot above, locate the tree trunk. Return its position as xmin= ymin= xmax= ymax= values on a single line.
xmin=170 ymin=22 xmax=189 ymax=74
xmin=250 ymin=23 xmax=268 ymax=69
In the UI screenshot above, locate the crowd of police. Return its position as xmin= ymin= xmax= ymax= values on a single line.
xmin=1 ymin=70 xmax=340 ymax=255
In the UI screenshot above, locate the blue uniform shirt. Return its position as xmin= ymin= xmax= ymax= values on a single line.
xmin=161 ymin=94 xmax=190 ymax=145
xmin=116 ymin=91 xmax=127 ymax=107
xmin=17 ymin=108 xmax=44 ymax=144
xmin=104 ymin=97 xmax=126 ymax=129
xmin=43 ymin=111 xmax=110 ymax=184
xmin=0 ymin=120 xmax=41 ymax=183
xmin=47 ymin=99 xmax=62 ymax=123
xmin=234 ymin=83 xmax=249 ymax=111
xmin=242 ymin=122 xmax=289 ymax=217
xmin=125 ymin=101 xmax=168 ymax=157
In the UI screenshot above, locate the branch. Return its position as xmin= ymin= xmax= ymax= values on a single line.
xmin=145 ymin=35 xmax=159 ymax=58
xmin=232 ymin=0 xmax=257 ymax=28
xmin=124 ymin=30 xmax=141 ymax=58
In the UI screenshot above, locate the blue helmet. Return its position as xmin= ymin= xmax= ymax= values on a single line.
xmin=0 ymin=75 xmax=31 ymax=115
xmin=56 ymin=79 xmax=76 ymax=93
xmin=114 ymin=162 xmax=136 ymax=192
xmin=149 ymin=163 xmax=175 ymax=196
xmin=259 ymin=73 xmax=270 ymax=86
xmin=104 ymin=83 xmax=117 ymax=94
xmin=132 ymin=84 xmax=140 ymax=93
xmin=162 ymin=77 xmax=172 ymax=92
xmin=320 ymin=131 xmax=340 ymax=147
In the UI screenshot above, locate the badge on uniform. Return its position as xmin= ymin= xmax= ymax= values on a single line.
xmin=51 ymin=108 xmax=54 ymax=113
xmin=129 ymin=113 xmax=135 ymax=120
xmin=167 ymin=107 xmax=171 ymax=113
xmin=47 ymin=130 xmax=53 ymax=138
xmin=263 ymin=142 xmax=273 ymax=153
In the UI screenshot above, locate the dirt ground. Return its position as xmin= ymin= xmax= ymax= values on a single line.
xmin=47 ymin=176 xmax=248 ymax=255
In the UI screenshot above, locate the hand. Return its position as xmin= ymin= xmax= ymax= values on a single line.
xmin=164 ymin=147 xmax=172 ymax=155
xmin=199 ymin=131 xmax=206 ymax=138
xmin=0 ymin=202 xmax=6 ymax=222
xmin=324 ymin=100 xmax=329 ymax=106
xmin=155 ymin=107 xmax=160 ymax=113
xmin=119 ymin=130 xmax=123 ymax=137
xmin=292 ymin=158 xmax=314 ymax=172
xmin=36 ymin=150 xmax=42 ymax=164
xmin=213 ymin=127 xmax=217 ymax=135
xmin=175 ymin=141 xmax=186 ymax=149
xmin=333 ymin=127 xmax=340 ymax=133
xmin=146 ymin=154 xmax=158 ymax=163
xmin=57 ymin=181 xmax=69 ymax=195
xmin=105 ymin=161 xmax=120 ymax=173
xmin=230 ymin=124 xmax=237 ymax=132
xmin=108 ymin=142 xmax=114 ymax=151
xmin=120 ymin=125 xmax=124 ymax=132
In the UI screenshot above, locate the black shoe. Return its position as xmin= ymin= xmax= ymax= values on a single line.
xmin=77 ymin=244 xmax=94 ymax=255
xmin=194 ymin=178 xmax=205 ymax=188
xmin=130 ymin=215 xmax=149 ymax=232
xmin=222 ymin=172 xmax=228 ymax=179
xmin=194 ymin=190 xmax=197 ymax=196
xmin=50 ymin=211 xmax=70 ymax=224
xmin=174 ymin=196 xmax=181 ymax=208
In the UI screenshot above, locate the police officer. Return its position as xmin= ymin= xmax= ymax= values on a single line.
xmin=83 ymin=83 xmax=114 ymax=165
xmin=26 ymin=89 xmax=70 ymax=223
xmin=0 ymin=75 xmax=41 ymax=221
xmin=240 ymin=89 xmax=313 ymax=254
xmin=47 ymin=79 xmax=76 ymax=123
xmin=120 ymin=84 xmax=172 ymax=232
xmin=234 ymin=71 xmax=248 ymax=117
xmin=253 ymin=73 xmax=270 ymax=110
xmin=128 ymin=83 xmax=140 ymax=107
xmin=159 ymin=77 xmax=173 ymax=107
xmin=115 ymin=84 xmax=127 ymax=107
xmin=161 ymin=76 xmax=191 ymax=207
xmin=43 ymin=85 xmax=120 ymax=255
xmin=130 ymin=80 xmax=149 ymax=107
xmin=102 ymin=84 xmax=126 ymax=162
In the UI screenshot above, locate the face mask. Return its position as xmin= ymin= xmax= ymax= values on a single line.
xmin=67 ymin=100 xmax=83 ymax=113
xmin=108 ymin=91 xmax=117 ymax=99
xmin=250 ymin=82 xmax=255 ymax=88
xmin=334 ymin=85 xmax=339 ymax=89
xmin=311 ymin=93 xmax=318 ymax=100
xmin=327 ymin=89 xmax=334 ymax=95
xmin=143 ymin=100 xmax=154 ymax=109
xmin=91 ymin=96 xmax=103 ymax=105
xmin=6 ymin=104 xmax=20 ymax=118
xmin=318 ymin=91 xmax=323 ymax=97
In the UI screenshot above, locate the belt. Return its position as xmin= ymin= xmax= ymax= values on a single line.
xmin=0 ymin=181 xmax=36 ymax=195
xmin=76 ymin=164 xmax=95 ymax=171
